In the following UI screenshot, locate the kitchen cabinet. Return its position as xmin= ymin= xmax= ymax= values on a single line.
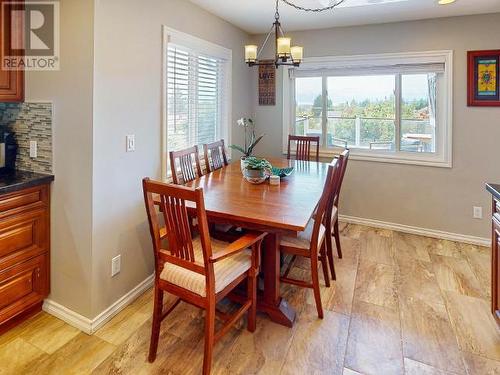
xmin=487 ymin=183 xmax=500 ymax=325
xmin=0 ymin=0 xmax=24 ymax=102
xmin=0 ymin=172 xmax=53 ymax=333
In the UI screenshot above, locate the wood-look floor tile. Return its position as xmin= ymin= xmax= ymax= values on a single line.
xmin=283 ymin=257 xmax=357 ymax=316
xmin=0 ymin=338 xmax=47 ymax=375
xmin=444 ymin=291 xmax=500 ymax=361
xmin=211 ymin=313 xmax=296 ymax=374
xmin=431 ymin=254 xmax=484 ymax=298
xmin=341 ymin=224 xmax=369 ymax=239
xmin=462 ymin=351 xmax=500 ymax=375
xmin=429 ymin=240 xmax=464 ymax=259
xmin=23 ymin=333 xmax=115 ymax=374
xmin=322 ymin=262 xmax=358 ymax=315
xmin=19 ymin=312 xmax=80 ymax=354
xmin=94 ymin=288 xmax=156 ymax=346
xmin=345 ymin=300 xmax=403 ymax=375
xmin=393 ymin=232 xmax=432 ymax=263
xmin=396 ymin=259 xmax=444 ymax=307
xmin=343 ymin=367 xmax=364 ymax=375
xmin=359 ymin=230 xmax=394 ymax=266
xmin=399 ymin=295 xmax=465 ymax=374
xmin=281 ymin=304 xmax=350 ymax=375
xmin=0 ymin=312 xmax=43 ymax=348
xmin=460 ymin=244 xmax=492 ymax=300
xmin=355 ymin=262 xmax=397 ymax=310
xmin=335 ymin=236 xmax=361 ymax=269
xmin=403 ymin=358 xmax=452 ymax=375
xmin=161 ymin=319 xmax=240 ymax=375
xmin=338 ymin=221 xmax=349 ymax=233
xmin=93 ymin=319 xmax=180 ymax=375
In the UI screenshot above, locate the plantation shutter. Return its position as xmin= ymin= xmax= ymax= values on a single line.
xmin=167 ymin=44 xmax=226 ymax=153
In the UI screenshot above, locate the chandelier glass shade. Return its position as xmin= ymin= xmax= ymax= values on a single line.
xmin=244 ymin=0 xmax=346 ymax=69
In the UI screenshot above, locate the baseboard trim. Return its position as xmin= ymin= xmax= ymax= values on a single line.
xmin=42 ymin=299 xmax=93 ymax=334
xmin=43 ymin=274 xmax=155 ymax=334
xmin=339 ymin=215 xmax=491 ymax=247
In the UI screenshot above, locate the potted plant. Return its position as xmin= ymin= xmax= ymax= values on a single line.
xmin=229 ymin=118 xmax=265 ymax=172
xmin=243 ymin=157 xmax=272 ymax=184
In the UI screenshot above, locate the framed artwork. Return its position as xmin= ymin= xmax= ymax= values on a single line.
xmin=259 ymin=61 xmax=276 ymax=106
xmin=468 ymin=50 xmax=500 ymax=106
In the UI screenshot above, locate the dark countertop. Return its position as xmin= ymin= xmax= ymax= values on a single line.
xmin=0 ymin=170 xmax=54 ymax=195
xmin=486 ymin=183 xmax=500 ymax=201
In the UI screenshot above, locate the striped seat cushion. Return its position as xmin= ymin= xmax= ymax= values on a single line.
xmin=160 ymin=237 xmax=251 ymax=297
xmin=280 ymin=219 xmax=326 ymax=250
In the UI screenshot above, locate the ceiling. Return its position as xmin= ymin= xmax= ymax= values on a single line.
xmin=189 ymin=0 xmax=500 ymax=34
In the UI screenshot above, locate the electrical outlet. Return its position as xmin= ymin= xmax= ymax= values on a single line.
xmin=29 ymin=140 xmax=37 ymax=158
xmin=126 ymin=135 xmax=135 ymax=152
xmin=111 ymin=255 xmax=121 ymax=277
xmin=473 ymin=206 xmax=483 ymax=219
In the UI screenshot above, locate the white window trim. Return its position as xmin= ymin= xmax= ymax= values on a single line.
xmin=161 ymin=26 xmax=232 ymax=180
xmin=283 ymin=50 xmax=453 ymax=168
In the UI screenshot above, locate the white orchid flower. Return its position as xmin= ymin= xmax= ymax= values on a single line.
xmin=237 ymin=118 xmax=246 ymax=127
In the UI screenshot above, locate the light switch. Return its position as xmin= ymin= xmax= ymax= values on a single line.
xmin=126 ymin=135 xmax=135 ymax=152
xmin=29 ymin=141 xmax=37 ymax=158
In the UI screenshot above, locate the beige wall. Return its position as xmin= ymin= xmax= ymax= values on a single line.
xmin=91 ymin=0 xmax=252 ymax=316
xmin=251 ymin=13 xmax=500 ymax=240
xmin=25 ymin=0 xmax=95 ymax=317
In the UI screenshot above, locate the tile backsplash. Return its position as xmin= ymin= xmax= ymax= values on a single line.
xmin=0 ymin=102 xmax=52 ymax=173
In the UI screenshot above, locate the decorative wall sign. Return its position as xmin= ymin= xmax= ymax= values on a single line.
xmin=259 ymin=61 xmax=276 ymax=106
xmin=468 ymin=50 xmax=500 ymax=106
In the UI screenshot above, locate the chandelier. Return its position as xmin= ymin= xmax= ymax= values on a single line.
xmin=244 ymin=0 xmax=347 ymax=69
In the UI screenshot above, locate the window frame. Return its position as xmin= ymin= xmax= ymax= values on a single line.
xmin=162 ymin=26 xmax=232 ymax=180
xmin=283 ymin=51 xmax=453 ymax=168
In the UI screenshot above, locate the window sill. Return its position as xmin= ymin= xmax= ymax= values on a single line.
xmin=285 ymin=149 xmax=452 ymax=168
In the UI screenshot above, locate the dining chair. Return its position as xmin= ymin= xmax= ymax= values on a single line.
xmin=279 ymin=160 xmax=340 ymax=319
xmin=143 ymin=178 xmax=266 ymax=374
xmin=204 ymin=139 xmax=228 ymax=172
xmin=327 ymin=149 xmax=350 ymax=266
xmin=287 ymin=135 xmax=320 ymax=162
xmin=169 ymin=145 xmax=203 ymax=185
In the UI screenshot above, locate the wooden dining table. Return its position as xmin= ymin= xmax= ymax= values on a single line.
xmin=185 ymin=157 xmax=330 ymax=327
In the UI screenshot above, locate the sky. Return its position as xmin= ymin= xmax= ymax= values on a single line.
xmin=296 ymin=74 xmax=430 ymax=105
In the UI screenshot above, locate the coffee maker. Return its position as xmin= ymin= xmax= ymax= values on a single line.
xmin=0 ymin=127 xmax=17 ymax=174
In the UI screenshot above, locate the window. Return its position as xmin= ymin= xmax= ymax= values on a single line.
xmin=285 ymin=51 xmax=452 ymax=167
xmin=162 ymin=27 xmax=231 ymax=178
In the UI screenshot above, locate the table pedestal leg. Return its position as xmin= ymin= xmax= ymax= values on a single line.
xmin=260 ymin=232 xmax=296 ymax=327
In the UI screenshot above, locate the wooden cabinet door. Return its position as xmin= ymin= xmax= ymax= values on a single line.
xmin=0 ymin=254 xmax=48 ymax=325
xmin=0 ymin=209 xmax=48 ymax=270
xmin=493 ymin=216 xmax=500 ymax=323
xmin=0 ymin=0 xmax=24 ymax=102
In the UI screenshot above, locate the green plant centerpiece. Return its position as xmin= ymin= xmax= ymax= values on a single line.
xmin=243 ymin=156 xmax=272 ymax=185
xmin=229 ymin=118 xmax=265 ymax=173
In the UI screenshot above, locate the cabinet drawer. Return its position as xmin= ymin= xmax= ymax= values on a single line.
xmin=0 ymin=255 xmax=48 ymax=325
xmin=495 ymin=198 xmax=500 ymax=216
xmin=0 ymin=209 xmax=47 ymax=269
xmin=0 ymin=185 xmax=48 ymax=217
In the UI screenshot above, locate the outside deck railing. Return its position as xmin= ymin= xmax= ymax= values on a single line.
xmin=295 ymin=115 xmax=433 ymax=151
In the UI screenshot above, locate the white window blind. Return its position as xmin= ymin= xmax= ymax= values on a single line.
xmin=167 ymin=44 xmax=227 ymax=153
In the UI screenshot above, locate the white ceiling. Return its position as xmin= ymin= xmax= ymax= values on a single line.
xmin=189 ymin=0 xmax=500 ymax=34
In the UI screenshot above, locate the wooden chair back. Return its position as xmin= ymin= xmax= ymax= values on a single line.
xmin=204 ymin=139 xmax=228 ymax=172
xmin=287 ymin=135 xmax=320 ymax=162
xmin=310 ymin=160 xmax=340 ymax=253
xmin=334 ymin=149 xmax=350 ymax=207
xmin=169 ymin=146 xmax=203 ymax=185
xmin=142 ymin=178 xmax=214 ymax=279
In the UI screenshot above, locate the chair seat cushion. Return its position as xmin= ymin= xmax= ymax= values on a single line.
xmin=159 ymin=237 xmax=251 ymax=297
xmin=280 ymin=219 xmax=326 ymax=250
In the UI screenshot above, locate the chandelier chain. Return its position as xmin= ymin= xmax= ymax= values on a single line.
xmin=280 ymin=0 xmax=348 ymax=12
